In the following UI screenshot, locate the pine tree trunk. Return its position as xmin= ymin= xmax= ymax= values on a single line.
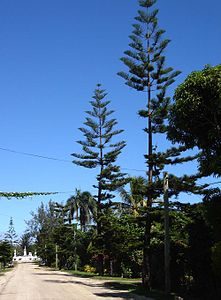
xmin=97 ymin=253 xmax=104 ymax=276
xmin=97 ymin=185 xmax=104 ymax=276
xmin=142 ymin=212 xmax=151 ymax=289
xmin=142 ymin=68 xmax=153 ymax=289
xmin=110 ymin=259 xmax=113 ymax=276
xmin=97 ymin=112 xmax=104 ymax=276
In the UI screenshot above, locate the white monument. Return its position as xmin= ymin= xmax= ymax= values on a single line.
xmin=13 ymin=247 xmax=39 ymax=263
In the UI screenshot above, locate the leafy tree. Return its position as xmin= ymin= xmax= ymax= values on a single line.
xmin=212 ymin=241 xmax=221 ymax=292
xmin=89 ymin=207 xmax=144 ymax=277
xmin=76 ymin=229 xmax=96 ymax=269
xmin=26 ymin=198 xmax=95 ymax=269
xmin=26 ymin=201 xmax=61 ymax=238
xmin=204 ymin=190 xmax=221 ymax=242
xmin=4 ymin=217 xmax=18 ymax=247
xmin=204 ymin=190 xmax=221 ymax=296
xmin=168 ymin=65 xmax=221 ymax=176
xmin=53 ymin=224 xmax=77 ymax=270
xmin=18 ymin=232 xmax=34 ymax=256
xmin=0 ymin=241 xmax=12 ymax=268
xmin=185 ymin=204 xmax=215 ymax=298
xmin=149 ymin=203 xmax=190 ymax=291
xmin=26 ymin=201 xmax=62 ymax=266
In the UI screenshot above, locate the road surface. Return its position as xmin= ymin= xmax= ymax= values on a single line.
xmin=0 ymin=263 xmax=152 ymax=300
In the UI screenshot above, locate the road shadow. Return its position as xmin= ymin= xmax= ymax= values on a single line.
xmin=42 ymin=279 xmax=148 ymax=299
xmin=44 ymin=279 xmax=143 ymax=300
xmin=32 ymin=272 xmax=68 ymax=276
xmin=43 ymin=279 xmax=104 ymax=288
xmin=93 ymin=292 xmax=143 ymax=299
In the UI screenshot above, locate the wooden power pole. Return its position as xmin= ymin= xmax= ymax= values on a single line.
xmin=164 ymin=172 xmax=171 ymax=294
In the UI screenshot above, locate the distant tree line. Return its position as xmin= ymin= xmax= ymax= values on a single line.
xmin=24 ymin=186 xmax=221 ymax=299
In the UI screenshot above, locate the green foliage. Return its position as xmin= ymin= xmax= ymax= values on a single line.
xmin=186 ymin=204 xmax=215 ymax=297
xmin=38 ymin=241 xmax=55 ymax=267
xmin=26 ymin=201 xmax=62 ymax=238
xmin=0 ymin=241 xmax=13 ymax=268
xmin=203 ymin=191 xmax=221 ymax=295
xmin=76 ymin=229 xmax=95 ymax=269
xmin=25 ymin=196 xmax=221 ymax=297
xmin=204 ymin=190 xmax=221 ymax=242
xmin=211 ymin=242 xmax=221 ymax=281
xmin=118 ymin=0 xmax=181 ymax=287
xmin=0 ymin=191 xmax=57 ymax=199
xmin=72 ymin=84 xmax=128 ymax=276
xmin=26 ymin=200 xmax=63 ymax=266
xmin=72 ymin=85 xmax=127 ymax=207
xmin=66 ymin=189 xmax=96 ymax=230
xmin=53 ymin=224 xmax=78 ymax=270
xmin=168 ymin=64 xmax=221 ymax=175
xmin=118 ymin=0 xmax=180 ymax=134
xmin=26 ymin=198 xmax=96 ymax=270
xmin=89 ymin=208 xmax=144 ymax=277
xmin=4 ymin=217 xmax=18 ymax=247
xmin=118 ymin=0 xmax=204 ymax=208
xmin=118 ymin=176 xmax=148 ymax=217
xmin=147 ymin=204 xmax=190 ymax=290
xmin=15 ymin=4 xmax=221 ymax=298
xmin=17 ymin=232 xmax=34 ymax=256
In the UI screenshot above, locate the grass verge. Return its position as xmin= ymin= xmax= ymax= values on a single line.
xmin=66 ymin=270 xmax=176 ymax=299
xmin=0 ymin=267 xmax=14 ymax=276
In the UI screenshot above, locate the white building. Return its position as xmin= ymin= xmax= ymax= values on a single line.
xmin=13 ymin=247 xmax=39 ymax=263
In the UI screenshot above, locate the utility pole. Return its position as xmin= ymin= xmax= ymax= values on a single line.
xmin=164 ymin=172 xmax=171 ymax=294
xmin=55 ymin=244 xmax=58 ymax=269
xmin=74 ymin=229 xmax=77 ymax=271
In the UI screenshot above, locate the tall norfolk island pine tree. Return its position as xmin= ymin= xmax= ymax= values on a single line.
xmin=4 ymin=217 xmax=18 ymax=247
xmin=118 ymin=0 xmax=204 ymax=289
xmin=72 ymin=85 xmax=128 ymax=238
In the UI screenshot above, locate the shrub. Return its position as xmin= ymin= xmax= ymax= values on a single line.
xmin=83 ymin=264 xmax=96 ymax=273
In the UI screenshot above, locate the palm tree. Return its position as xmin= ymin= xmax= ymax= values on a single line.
xmin=19 ymin=232 xmax=33 ymax=254
xmin=118 ymin=176 xmax=147 ymax=217
xmin=66 ymin=189 xmax=96 ymax=231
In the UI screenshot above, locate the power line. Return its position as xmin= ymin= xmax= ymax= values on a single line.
xmin=0 ymin=146 xmax=146 ymax=173
xmin=1 ymin=146 xmax=221 ymax=187
xmin=0 ymin=147 xmax=70 ymax=163
xmin=122 ymin=167 xmax=146 ymax=172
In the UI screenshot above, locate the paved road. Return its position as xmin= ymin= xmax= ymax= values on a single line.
xmin=0 ymin=263 xmax=152 ymax=300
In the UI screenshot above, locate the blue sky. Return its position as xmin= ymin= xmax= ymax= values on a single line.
xmin=0 ymin=0 xmax=220 ymax=236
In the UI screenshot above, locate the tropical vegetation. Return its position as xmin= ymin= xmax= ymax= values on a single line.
xmin=1 ymin=1 xmax=221 ymax=299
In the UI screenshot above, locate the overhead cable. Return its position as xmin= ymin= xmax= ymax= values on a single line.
xmin=0 ymin=146 xmax=146 ymax=172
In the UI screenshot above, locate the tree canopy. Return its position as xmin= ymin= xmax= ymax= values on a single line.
xmin=72 ymin=84 xmax=127 ymax=206
xmin=168 ymin=65 xmax=221 ymax=175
